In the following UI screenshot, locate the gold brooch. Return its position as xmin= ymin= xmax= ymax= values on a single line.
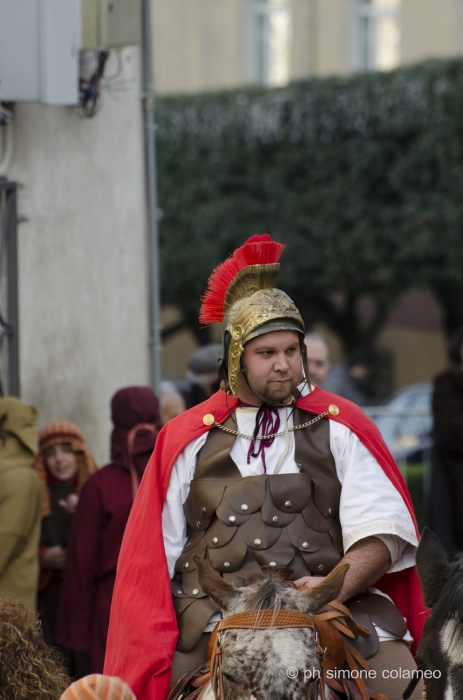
xmin=328 ymin=405 xmax=340 ymax=416
xmin=203 ymin=414 xmax=215 ymax=426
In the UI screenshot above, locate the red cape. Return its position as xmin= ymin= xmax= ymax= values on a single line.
xmin=104 ymin=387 xmax=426 ymax=699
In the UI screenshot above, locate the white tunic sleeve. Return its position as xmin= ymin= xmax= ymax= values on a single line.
xmin=161 ymin=433 xmax=208 ymax=579
xmin=329 ymin=421 xmax=418 ymax=572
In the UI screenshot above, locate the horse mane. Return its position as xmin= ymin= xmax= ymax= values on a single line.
xmin=428 ymin=553 xmax=463 ymax=645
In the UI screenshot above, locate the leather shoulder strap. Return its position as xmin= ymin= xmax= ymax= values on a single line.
xmin=194 ymin=413 xmax=241 ymax=480
xmin=293 ymin=407 xmax=338 ymax=481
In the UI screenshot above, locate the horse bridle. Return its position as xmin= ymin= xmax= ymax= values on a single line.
xmin=209 ymin=604 xmax=373 ymax=700
xmin=210 ymin=609 xmax=324 ymax=700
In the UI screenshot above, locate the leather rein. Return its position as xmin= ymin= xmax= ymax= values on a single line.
xmin=209 ymin=602 xmax=380 ymax=700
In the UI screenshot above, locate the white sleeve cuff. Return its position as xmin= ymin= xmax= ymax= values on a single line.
xmin=372 ymin=533 xmax=408 ymax=567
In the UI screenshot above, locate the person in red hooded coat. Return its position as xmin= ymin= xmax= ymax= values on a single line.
xmin=55 ymin=386 xmax=162 ymax=675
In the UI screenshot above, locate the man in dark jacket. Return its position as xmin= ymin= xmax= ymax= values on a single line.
xmin=429 ymin=326 xmax=463 ymax=554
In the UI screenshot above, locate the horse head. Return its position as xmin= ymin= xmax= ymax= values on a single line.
xmin=416 ymin=527 xmax=463 ymax=699
xmin=194 ymin=556 xmax=349 ymax=700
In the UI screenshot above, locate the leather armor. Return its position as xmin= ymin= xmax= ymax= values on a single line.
xmin=173 ymin=408 xmax=343 ymax=651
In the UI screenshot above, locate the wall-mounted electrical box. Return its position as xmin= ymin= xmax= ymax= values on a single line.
xmin=81 ymin=0 xmax=141 ymax=50
xmin=0 ymin=0 xmax=140 ymax=105
xmin=0 ymin=0 xmax=80 ymax=105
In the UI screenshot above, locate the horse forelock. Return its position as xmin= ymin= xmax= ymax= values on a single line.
xmin=241 ymin=569 xmax=295 ymax=614
xmin=248 ymin=578 xmax=283 ymax=614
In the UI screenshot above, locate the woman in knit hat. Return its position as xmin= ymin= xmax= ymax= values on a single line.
xmin=55 ymin=387 xmax=162 ymax=675
xmin=33 ymin=421 xmax=97 ymax=672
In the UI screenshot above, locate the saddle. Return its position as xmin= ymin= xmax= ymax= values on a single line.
xmin=168 ymin=601 xmax=389 ymax=700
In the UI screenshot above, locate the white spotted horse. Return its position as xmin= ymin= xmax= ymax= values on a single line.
xmin=169 ymin=558 xmax=390 ymax=700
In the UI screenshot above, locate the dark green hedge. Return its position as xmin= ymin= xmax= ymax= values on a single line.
xmin=156 ymin=60 xmax=463 ymax=345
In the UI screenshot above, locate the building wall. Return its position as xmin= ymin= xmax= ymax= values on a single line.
xmin=378 ymin=327 xmax=447 ymax=389
xmin=151 ymin=0 xmax=246 ymax=94
xmin=377 ymin=290 xmax=448 ymax=389
xmin=149 ymin=0 xmax=351 ymax=92
xmin=312 ymin=0 xmax=350 ymax=77
xmin=9 ymin=48 xmax=150 ymax=465
xmin=311 ymin=0 xmax=463 ymax=77
xmin=150 ymin=0 xmax=463 ymax=95
xmin=401 ymin=0 xmax=462 ymax=64
xmin=291 ymin=0 xmax=313 ymax=79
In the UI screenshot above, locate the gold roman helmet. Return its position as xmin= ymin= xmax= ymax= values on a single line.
xmin=199 ymin=235 xmax=308 ymax=396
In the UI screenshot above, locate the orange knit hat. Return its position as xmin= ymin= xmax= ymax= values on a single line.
xmin=60 ymin=675 xmax=137 ymax=700
xmin=33 ymin=420 xmax=98 ymax=517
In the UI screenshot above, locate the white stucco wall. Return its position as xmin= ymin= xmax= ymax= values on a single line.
xmin=8 ymin=47 xmax=150 ymax=465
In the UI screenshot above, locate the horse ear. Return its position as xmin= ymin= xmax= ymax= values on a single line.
xmin=415 ymin=527 xmax=450 ymax=608
xmin=300 ymin=564 xmax=350 ymax=613
xmin=193 ymin=556 xmax=242 ymax=613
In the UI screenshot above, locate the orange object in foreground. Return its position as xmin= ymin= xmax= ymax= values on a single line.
xmin=60 ymin=674 xmax=136 ymax=700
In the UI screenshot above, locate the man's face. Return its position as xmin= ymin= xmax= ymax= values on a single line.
xmin=349 ymin=363 xmax=372 ymax=381
xmin=304 ymin=336 xmax=329 ymax=385
xmin=239 ymin=330 xmax=303 ymax=405
xmin=161 ymin=391 xmax=186 ymax=424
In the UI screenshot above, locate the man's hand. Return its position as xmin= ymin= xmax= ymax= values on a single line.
xmin=42 ymin=545 xmax=67 ymax=570
xmin=58 ymin=494 xmax=79 ymax=514
xmin=294 ymin=575 xmax=324 ymax=589
xmin=295 ymin=536 xmax=391 ymax=603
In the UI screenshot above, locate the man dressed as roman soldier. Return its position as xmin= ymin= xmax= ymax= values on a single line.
xmin=104 ymin=235 xmax=425 ymax=700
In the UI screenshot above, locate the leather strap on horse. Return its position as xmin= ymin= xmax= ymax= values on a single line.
xmin=167 ymin=663 xmax=210 ymax=700
xmin=313 ymin=602 xmax=388 ymax=700
xmin=217 ymin=609 xmax=317 ymax=631
xmin=208 ymin=604 xmax=389 ymax=700
xmin=168 ymin=603 xmax=389 ymax=700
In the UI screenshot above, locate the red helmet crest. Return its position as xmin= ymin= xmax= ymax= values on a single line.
xmin=199 ymin=234 xmax=285 ymax=325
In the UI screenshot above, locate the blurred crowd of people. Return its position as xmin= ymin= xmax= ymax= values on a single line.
xmin=0 ymin=342 xmax=225 ymax=699
xmin=304 ymin=331 xmax=375 ymax=406
xmin=0 ymin=387 xmax=163 ymax=681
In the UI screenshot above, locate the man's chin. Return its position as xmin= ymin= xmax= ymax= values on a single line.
xmin=262 ymin=383 xmax=295 ymax=405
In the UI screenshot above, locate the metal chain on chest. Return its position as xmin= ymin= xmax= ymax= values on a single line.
xmin=211 ymin=410 xmax=329 ymax=441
